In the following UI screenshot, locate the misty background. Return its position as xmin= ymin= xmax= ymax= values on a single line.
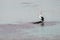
xmin=0 ymin=0 xmax=60 ymax=24
xmin=0 ymin=0 xmax=60 ymax=40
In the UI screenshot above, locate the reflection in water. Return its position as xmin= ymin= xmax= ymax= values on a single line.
xmin=41 ymin=22 xmax=44 ymax=26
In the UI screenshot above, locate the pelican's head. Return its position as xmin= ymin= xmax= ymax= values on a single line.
xmin=39 ymin=15 xmax=43 ymax=18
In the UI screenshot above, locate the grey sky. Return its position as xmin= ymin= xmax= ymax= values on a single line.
xmin=0 ymin=0 xmax=60 ymax=24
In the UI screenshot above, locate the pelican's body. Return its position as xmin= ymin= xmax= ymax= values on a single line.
xmin=33 ymin=16 xmax=44 ymax=24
